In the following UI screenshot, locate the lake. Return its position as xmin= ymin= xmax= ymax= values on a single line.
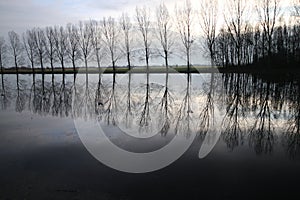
xmin=1 ymin=72 xmax=300 ymax=199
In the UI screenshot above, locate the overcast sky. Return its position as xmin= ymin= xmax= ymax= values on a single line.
xmin=0 ymin=0 xmax=293 ymax=37
xmin=0 ymin=0 xmax=177 ymax=36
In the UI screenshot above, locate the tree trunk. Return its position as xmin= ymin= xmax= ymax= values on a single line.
xmin=127 ymin=52 xmax=131 ymax=70
xmin=0 ymin=54 xmax=3 ymax=74
xmin=85 ymin=57 xmax=88 ymax=73
xmin=96 ymin=54 xmax=101 ymax=73
xmin=50 ymin=57 xmax=54 ymax=73
xmin=31 ymin=60 xmax=35 ymax=73
xmin=14 ymin=55 xmax=18 ymax=74
xmin=40 ymin=54 xmax=44 ymax=73
xmin=187 ymin=48 xmax=190 ymax=72
xmin=72 ymin=58 xmax=76 ymax=72
xmin=61 ymin=58 xmax=65 ymax=73
xmin=164 ymin=50 xmax=168 ymax=70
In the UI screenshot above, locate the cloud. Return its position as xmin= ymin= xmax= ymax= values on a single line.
xmin=0 ymin=0 xmax=180 ymax=37
xmin=0 ymin=0 xmax=71 ymax=36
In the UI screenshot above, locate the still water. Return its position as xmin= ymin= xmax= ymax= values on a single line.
xmin=0 ymin=72 xmax=300 ymax=199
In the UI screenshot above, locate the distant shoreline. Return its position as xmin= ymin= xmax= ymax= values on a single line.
xmin=1 ymin=66 xmax=300 ymax=74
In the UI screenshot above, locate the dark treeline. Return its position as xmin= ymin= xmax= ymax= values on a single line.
xmin=214 ymin=20 xmax=300 ymax=68
xmin=0 ymin=0 xmax=300 ymax=73
xmin=211 ymin=0 xmax=300 ymax=68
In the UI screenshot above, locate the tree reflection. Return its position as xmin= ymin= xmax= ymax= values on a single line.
xmin=284 ymin=81 xmax=300 ymax=158
xmin=0 ymin=74 xmax=9 ymax=109
xmin=73 ymin=74 xmax=94 ymax=120
xmin=15 ymin=73 xmax=26 ymax=113
xmin=137 ymin=72 xmax=152 ymax=133
xmin=221 ymin=73 xmax=247 ymax=151
xmin=175 ymin=74 xmax=194 ymax=137
xmin=58 ymin=74 xmax=72 ymax=117
xmin=249 ymin=81 xmax=275 ymax=155
xmin=286 ymin=82 xmax=300 ymax=134
xmin=157 ymin=70 xmax=173 ymax=136
xmin=94 ymin=73 xmax=106 ymax=119
xmin=2 ymin=71 xmax=300 ymax=158
xmin=123 ymin=72 xmax=133 ymax=129
xmin=50 ymin=74 xmax=59 ymax=116
xmin=104 ymin=73 xmax=118 ymax=125
xmin=198 ymin=73 xmax=215 ymax=137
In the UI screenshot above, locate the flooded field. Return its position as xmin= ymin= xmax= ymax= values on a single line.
xmin=1 ymin=72 xmax=300 ymax=199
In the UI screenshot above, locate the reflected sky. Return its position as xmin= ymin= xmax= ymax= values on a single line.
xmin=1 ymin=72 xmax=300 ymax=199
xmin=1 ymin=72 xmax=300 ymax=157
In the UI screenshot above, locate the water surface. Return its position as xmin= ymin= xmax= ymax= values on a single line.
xmin=1 ymin=72 xmax=300 ymax=199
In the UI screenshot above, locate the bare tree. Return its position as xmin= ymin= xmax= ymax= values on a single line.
xmin=77 ymin=21 xmax=94 ymax=72
xmin=199 ymin=0 xmax=218 ymax=66
xmin=295 ymin=0 xmax=300 ymax=19
xmin=32 ymin=28 xmax=46 ymax=72
xmin=45 ymin=26 xmax=56 ymax=72
xmin=0 ymin=37 xmax=7 ymax=73
xmin=66 ymin=23 xmax=81 ymax=71
xmin=53 ymin=26 xmax=68 ymax=72
xmin=90 ymin=20 xmax=103 ymax=71
xmin=214 ymin=27 xmax=231 ymax=67
xmin=156 ymin=2 xmax=174 ymax=70
xmin=224 ymin=0 xmax=250 ymax=66
xmin=120 ymin=13 xmax=133 ymax=70
xmin=8 ymin=31 xmax=23 ymax=72
xmin=256 ymin=0 xmax=281 ymax=58
xmin=23 ymin=30 xmax=36 ymax=72
xmin=175 ymin=0 xmax=194 ymax=71
xmin=102 ymin=17 xmax=120 ymax=71
xmin=136 ymin=6 xmax=151 ymax=70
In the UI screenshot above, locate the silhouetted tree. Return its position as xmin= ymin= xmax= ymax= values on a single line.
xmin=91 ymin=20 xmax=103 ymax=72
xmin=45 ymin=26 xmax=56 ymax=72
xmin=215 ymin=27 xmax=231 ymax=67
xmin=66 ymin=23 xmax=81 ymax=71
xmin=23 ymin=30 xmax=36 ymax=72
xmin=53 ymin=26 xmax=68 ymax=72
xmin=156 ymin=2 xmax=174 ymax=70
xmin=136 ymin=6 xmax=151 ymax=71
xmin=102 ymin=17 xmax=120 ymax=71
xmin=0 ymin=37 xmax=7 ymax=73
xmin=32 ymin=28 xmax=46 ymax=72
xmin=199 ymin=0 xmax=218 ymax=66
xmin=77 ymin=21 xmax=94 ymax=72
xmin=8 ymin=31 xmax=23 ymax=73
xmin=253 ymin=25 xmax=261 ymax=63
xmin=256 ymin=0 xmax=281 ymax=59
xmin=175 ymin=0 xmax=194 ymax=71
xmin=295 ymin=0 xmax=300 ymax=18
xmin=224 ymin=0 xmax=251 ymax=66
xmin=120 ymin=13 xmax=133 ymax=70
